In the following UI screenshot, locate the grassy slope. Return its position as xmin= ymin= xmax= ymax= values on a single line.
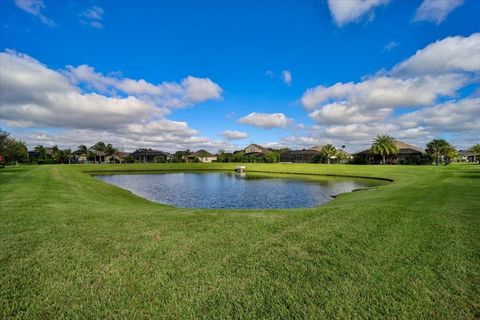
xmin=0 ymin=163 xmax=479 ymax=319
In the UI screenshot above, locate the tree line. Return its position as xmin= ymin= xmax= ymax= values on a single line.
xmin=1 ymin=129 xmax=479 ymax=166
xmin=364 ymin=134 xmax=479 ymax=165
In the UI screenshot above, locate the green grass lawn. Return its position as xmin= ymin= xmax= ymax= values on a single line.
xmin=1 ymin=163 xmax=479 ymax=319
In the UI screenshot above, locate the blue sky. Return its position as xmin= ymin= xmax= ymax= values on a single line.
xmin=1 ymin=0 xmax=479 ymax=152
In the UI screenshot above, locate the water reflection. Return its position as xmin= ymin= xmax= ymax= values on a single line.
xmin=96 ymin=171 xmax=387 ymax=209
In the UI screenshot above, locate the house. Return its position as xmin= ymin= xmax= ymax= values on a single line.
xmin=28 ymin=147 xmax=56 ymax=160
xmin=244 ymin=144 xmax=271 ymax=155
xmin=355 ymin=140 xmax=423 ymax=164
xmin=105 ymin=152 xmax=130 ymax=163
xmin=45 ymin=147 xmax=55 ymax=157
xmin=130 ymin=149 xmax=171 ymax=163
xmin=76 ymin=153 xmax=87 ymax=163
xmin=280 ymin=147 xmax=321 ymax=163
xmin=94 ymin=151 xmax=106 ymax=163
xmin=458 ymin=150 xmax=478 ymax=163
xmin=184 ymin=150 xmax=217 ymax=163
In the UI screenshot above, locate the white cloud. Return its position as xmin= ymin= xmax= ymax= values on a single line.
xmin=126 ymin=119 xmax=198 ymax=137
xmin=301 ymin=74 xmax=467 ymax=111
xmin=13 ymin=128 xmax=237 ymax=153
xmin=238 ymin=112 xmax=292 ymax=129
xmin=221 ymin=130 xmax=248 ymax=140
xmin=80 ymin=6 xmax=104 ymax=29
xmin=281 ymin=70 xmax=292 ymax=86
xmin=392 ymin=33 xmax=480 ymax=76
xmin=298 ymin=33 xmax=480 ymax=151
xmin=309 ymin=103 xmax=391 ymax=125
xmin=182 ymin=76 xmax=223 ymax=103
xmin=327 ymin=0 xmax=390 ymax=27
xmin=382 ymin=41 xmax=399 ymax=52
xmin=266 ymin=70 xmax=293 ymax=86
xmin=82 ymin=6 xmax=104 ymax=20
xmin=66 ymin=65 xmax=222 ymax=109
xmin=14 ymin=0 xmax=54 ymax=26
xmin=0 ymin=50 xmax=228 ymax=152
xmin=0 ymin=50 xmax=157 ymax=129
xmin=396 ymin=97 xmax=480 ymax=132
xmin=413 ymin=0 xmax=464 ymax=24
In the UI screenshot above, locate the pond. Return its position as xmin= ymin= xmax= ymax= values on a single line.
xmin=95 ymin=171 xmax=388 ymax=209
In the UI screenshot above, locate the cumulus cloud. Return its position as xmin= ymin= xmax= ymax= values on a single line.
xmin=66 ymin=65 xmax=222 ymax=109
xmin=413 ymin=0 xmax=464 ymax=24
xmin=327 ymin=0 xmax=390 ymax=27
xmin=396 ymin=97 xmax=480 ymax=133
xmin=309 ymin=103 xmax=391 ymax=125
xmin=13 ymin=128 xmax=237 ymax=153
xmin=392 ymin=33 xmax=480 ymax=76
xmin=1 ymin=50 xmax=157 ymax=129
xmin=80 ymin=6 xmax=104 ymax=29
xmin=221 ymin=130 xmax=248 ymax=140
xmin=0 ymin=50 xmax=227 ymax=152
xmin=238 ymin=112 xmax=292 ymax=129
xmin=302 ymin=74 xmax=468 ymax=110
xmin=14 ymin=0 xmax=54 ymax=26
xmin=298 ymin=32 xmax=480 ymax=151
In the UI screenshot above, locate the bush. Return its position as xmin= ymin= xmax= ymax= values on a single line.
xmin=123 ymin=156 xmax=134 ymax=163
xmin=350 ymin=155 xmax=367 ymax=165
xmin=312 ymin=154 xmax=327 ymax=164
xmin=398 ymin=154 xmax=433 ymax=165
xmin=154 ymin=156 xmax=166 ymax=163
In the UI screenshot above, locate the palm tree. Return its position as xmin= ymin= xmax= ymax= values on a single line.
xmin=91 ymin=141 xmax=106 ymax=152
xmin=34 ymin=145 xmax=47 ymax=160
xmin=104 ymin=143 xmax=117 ymax=163
xmin=321 ymin=144 xmax=336 ymax=164
xmin=370 ymin=135 xmax=398 ymax=164
xmin=51 ymin=145 xmax=61 ymax=162
xmin=426 ymin=139 xmax=454 ymax=165
xmin=470 ymin=144 xmax=480 ymax=164
xmin=336 ymin=149 xmax=349 ymax=164
xmin=76 ymin=144 xmax=88 ymax=154
xmin=76 ymin=145 xmax=88 ymax=163
xmin=64 ymin=148 xmax=72 ymax=164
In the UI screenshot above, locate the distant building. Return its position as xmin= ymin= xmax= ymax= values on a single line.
xmin=130 ymin=149 xmax=171 ymax=163
xmin=244 ymin=144 xmax=271 ymax=155
xmin=355 ymin=140 xmax=423 ymax=164
xmin=94 ymin=151 xmax=106 ymax=163
xmin=105 ymin=152 xmax=130 ymax=163
xmin=280 ymin=147 xmax=321 ymax=163
xmin=458 ymin=150 xmax=478 ymax=163
xmin=28 ymin=147 xmax=56 ymax=159
xmin=184 ymin=150 xmax=217 ymax=163
xmin=77 ymin=154 xmax=87 ymax=163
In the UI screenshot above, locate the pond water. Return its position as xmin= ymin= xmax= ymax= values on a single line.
xmin=95 ymin=171 xmax=387 ymax=209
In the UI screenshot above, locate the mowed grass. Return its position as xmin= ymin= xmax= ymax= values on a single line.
xmin=0 ymin=163 xmax=479 ymax=319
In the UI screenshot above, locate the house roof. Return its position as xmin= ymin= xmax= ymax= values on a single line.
xmin=245 ymin=143 xmax=271 ymax=153
xmin=189 ymin=150 xmax=215 ymax=158
xmin=393 ymin=140 xmax=423 ymax=153
xmin=111 ymin=152 xmax=130 ymax=158
xmin=355 ymin=139 xmax=423 ymax=155
xmin=459 ymin=150 xmax=474 ymax=156
xmin=309 ymin=146 xmax=323 ymax=152
xmin=130 ymin=149 xmax=169 ymax=157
